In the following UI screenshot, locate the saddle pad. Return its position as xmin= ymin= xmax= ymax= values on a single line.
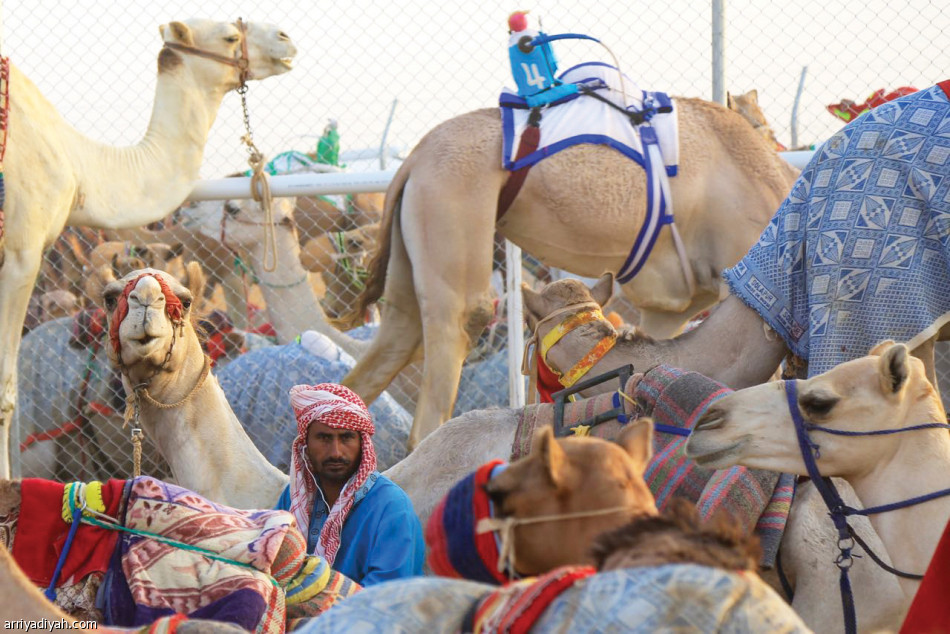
xmin=723 ymin=83 xmax=950 ymax=375
xmin=500 ymin=62 xmax=678 ymax=174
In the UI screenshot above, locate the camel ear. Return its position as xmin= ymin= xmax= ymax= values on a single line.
xmin=869 ymin=340 xmax=896 ymax=356
xmin=590 ymin=272 xmax=615 ymax=308
xmin=726 ymin=92 xmax=735 ymax=110
xmin=617 ymin=417 xmax=654 ymax=473
xmin=86 ymin=266 xmax=116 ymax=308
xmin=748 ymin=89 xmax=758 ymax=103
xmin=522 ymin=283 xmax=546 ymax=330
xmin=878 ymin=343 xmax=909 ymax=395
xmin=110 ymin=253 xmax=122 ymax=280
xmin=182 ymin=261 xmax=206 ymax=308
xmin=531 ymin=426 xmax=565 ymax=490
xmin=164 ymin=21 xmax=194 ymax=46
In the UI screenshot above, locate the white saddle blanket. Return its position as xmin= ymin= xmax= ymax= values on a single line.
xmin=500 ymin=62 xmax=679 ymax=175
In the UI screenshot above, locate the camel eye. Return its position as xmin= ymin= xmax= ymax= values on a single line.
xmin=800 ymin=392 xmax=839 ymax=417
xmin=225 ymin=201 xmax=241 ymax=216
xmin=224 ymin=35 xmax=240 ymax=43
xmin=104 ymin=293 xmax=118 ymax=311
xmin=181 ymin=298 xmax=192 ymax=311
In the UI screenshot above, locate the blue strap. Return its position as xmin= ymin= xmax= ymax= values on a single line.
xmin=807 ymin=422 xmax=950 ymax=436
xmin=654 ymin=423 xmax=691 ymax=437
xmin=44 ymin=504 xmax=83 ymax=601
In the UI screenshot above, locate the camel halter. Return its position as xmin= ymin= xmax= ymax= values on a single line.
xmin=111 ymin=273 xmax=211 ymax=477
xmin=522 ymin=301 xmax=618 ymax=403
xmin=784 ymin=379 xmax=950 ymax=634
xmin=476 ymin=505 xmax=641 ymax=579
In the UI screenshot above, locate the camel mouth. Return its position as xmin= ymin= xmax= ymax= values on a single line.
xmin=685 ymin=439 xmax=743 ymax=468
xmin=278 ymin=57 xmax=294 ymax=69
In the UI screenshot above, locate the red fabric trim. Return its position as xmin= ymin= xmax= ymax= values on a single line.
xmin=497 ymin=124 xmax=541 ymax=221
xmin=109 ymin=273 xmax=184 ymax=357
xmin=938 ymin=80 xmax=950 ymax=101
xmin=475 ymin=565 xmax=596 ymax=633
xmin=87 ymin=402 xmax=115 ymax=417
xmin=900 ymin=518 xmax=950 ymax=633
xmin=472 ymin=460 xmax=507 ymax=584
xmin=535 ymin=351 xmax=564 ymax=404
xmin=13 ymin=478 xmax=126 ymax=586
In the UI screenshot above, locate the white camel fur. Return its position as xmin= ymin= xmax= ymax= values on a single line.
xmin=341 ymin=100 xmax=799 ymax=449
xmin=0 ymin=19 xmax=297 ymax=478
xmin=97 ymin=267 xmax=287 ymax=509
xmin=686 ymin=341 xmax=950 ymax=624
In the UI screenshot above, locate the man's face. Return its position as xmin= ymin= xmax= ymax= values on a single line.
xmin=306 ymin=420 xmax=362 ymax=484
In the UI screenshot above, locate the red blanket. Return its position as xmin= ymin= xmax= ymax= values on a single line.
xmin=12 ymin=478 xmax=126 ymax=586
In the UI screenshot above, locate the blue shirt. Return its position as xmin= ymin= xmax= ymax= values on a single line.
xmin=275 ymin=471 xmax=424 ymax=586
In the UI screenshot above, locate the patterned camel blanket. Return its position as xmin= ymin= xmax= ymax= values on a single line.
xmin=295 ymin=564 xmax=811 ymax=633
xmin=99 ymin=477 xmax=359 ymax=632
xmin=512 ymin=365 xmax=794 ymax=568
xmin=724 ymin=81 xmax=950 ymax=375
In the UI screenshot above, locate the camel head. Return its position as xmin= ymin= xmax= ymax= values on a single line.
xmin=84 ymin=241 xmax=184 ymax=304
xmin=304 ymin=223 xmax=380 ymax=329
xmin=685 ymin=341 xmax=946 ymax=478
xmin=158 ymin=19 xmax=296 ymax=88
xmin=727 ymin=88 xmax=785 ymax=150
xmin=483 ymin=419 xmax=658 ymax=575
xmin=219 ymin=197 xmax=298 ymax=247
xmin=97 ymin=266 xmax=206 ymax=381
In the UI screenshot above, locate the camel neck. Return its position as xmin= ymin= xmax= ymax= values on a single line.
xmin=60 ymin=65 xmax=226 ymax=230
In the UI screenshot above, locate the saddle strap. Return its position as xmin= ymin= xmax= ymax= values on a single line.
xmin=497 ymin=108 xmax=542 ymax=222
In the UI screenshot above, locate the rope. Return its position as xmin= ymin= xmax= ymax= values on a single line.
xmin=476 ymin=505 xmax=638 ymax=578
xmin=130 ymin=355 xmax=212 ymax=413
xmin=131 ymin=428 xmax=143 ymax=478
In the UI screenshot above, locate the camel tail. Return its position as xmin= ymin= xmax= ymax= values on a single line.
xmin=345 ymin=158 xmax=413 ymax=324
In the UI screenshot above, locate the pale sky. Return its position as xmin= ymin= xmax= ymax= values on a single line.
xmin=5 ymin=0 xmax=948 ymax=177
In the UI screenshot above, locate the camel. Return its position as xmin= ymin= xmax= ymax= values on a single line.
xmin=94 ymin=266 xmax=288 ymax=508
xmin=0 ymin=18 xmax=298 ymax=479
xmin=727 ymin=89 xmax=787 ymax=151
xmin=340 ymin=97 xmax=799 ymax=450
xmin=302 ymin=452 xmax=808 ymax=633
xmin=686 ymin=341 xmax=950 ymax=631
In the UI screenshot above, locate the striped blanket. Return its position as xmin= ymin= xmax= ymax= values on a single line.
xmin=724 ymin=81 xmax=950 ymax=375
xmin=99 ymin=477 xmax=359 ymax=632
xmin=511 ymin=365 xmax=794 ymax=567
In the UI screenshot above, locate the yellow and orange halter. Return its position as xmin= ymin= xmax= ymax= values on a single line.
xmin=522 ymin=301 xmax=618 ymax=403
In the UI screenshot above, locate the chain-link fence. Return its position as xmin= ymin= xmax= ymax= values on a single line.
xmin=7 ymin=0 xmax=950 ymax=479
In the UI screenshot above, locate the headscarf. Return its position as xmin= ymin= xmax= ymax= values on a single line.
xmin=288 ymin=383 xmax=376 ymax=564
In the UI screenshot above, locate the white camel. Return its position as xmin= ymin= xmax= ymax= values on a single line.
xmin=96 ymin=266 xmax=288 ymax=508
xmin=341 ymin=98 xmax=799 ymax=449
xmin=686 ymin=341 xmax=950 ymax=631
xmin=0 ymin=18 xmax=297 ymax=478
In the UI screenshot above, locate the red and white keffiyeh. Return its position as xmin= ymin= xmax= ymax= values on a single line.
xmin=288 ymin=383 xmax=376 ymax=564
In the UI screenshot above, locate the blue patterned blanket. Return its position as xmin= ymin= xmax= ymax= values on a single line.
xmin=724 ymin=82 xmax=950 ymax=375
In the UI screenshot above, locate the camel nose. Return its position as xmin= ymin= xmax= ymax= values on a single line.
xmin=694 ymin=407 xmax=726 ymax=432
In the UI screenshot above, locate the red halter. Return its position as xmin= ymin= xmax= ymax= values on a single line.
xmin=109 ymin=273 xmax=184 ymax=358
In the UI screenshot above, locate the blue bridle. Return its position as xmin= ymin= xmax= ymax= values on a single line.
xmin=784 ymin=379 xmax=950 ymax=634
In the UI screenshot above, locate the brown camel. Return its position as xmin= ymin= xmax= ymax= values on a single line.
xmin=341 ymin=100 xmax=798 ymax=449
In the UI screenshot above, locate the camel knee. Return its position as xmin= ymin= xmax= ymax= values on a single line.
xmin=463 ymin=298 xmax=495 ymax=348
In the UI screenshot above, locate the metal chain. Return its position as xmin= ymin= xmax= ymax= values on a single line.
xmin=237 ymin=86 xmax=278 ymax=272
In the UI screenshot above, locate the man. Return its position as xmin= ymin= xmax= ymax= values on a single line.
xmin=275 ymin=383 xmax=424 ymax=586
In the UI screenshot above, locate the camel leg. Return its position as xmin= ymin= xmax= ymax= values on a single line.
xmin=0 ymin=246 xmax=45 ymax=478
xmin=343 ymin=202 xmax=423 ymax=406
xmin=399 ymin=183 xmax=497 ymax=450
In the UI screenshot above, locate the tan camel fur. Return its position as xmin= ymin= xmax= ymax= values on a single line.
xmin=727 ymin=89 xmax=786 ymax=151
xmin=341 ymin=101 xmax=799 ymax=449
xmin=481 ymin=421 xmax=657 ymax=575
xmin=93 ymin=267 xmax=287 ymax=508
xmin=0 ymin=19 xmax=297 ymax=479
xmin=295 ymin=192 xmax=384 ymax=238
xmin=687 ymin=341 xmax=949 ymax=630
xmin=302 ymin=223 xmax=380 ymax=329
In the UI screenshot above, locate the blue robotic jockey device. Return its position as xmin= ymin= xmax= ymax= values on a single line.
xmin=508 ymin=11 xmax=597 ymax=107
